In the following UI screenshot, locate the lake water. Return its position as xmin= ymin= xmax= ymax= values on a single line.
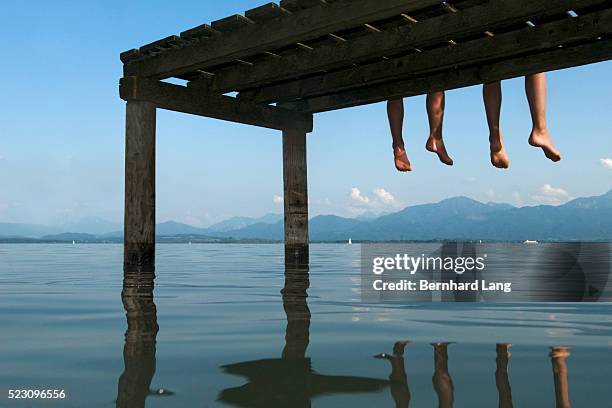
xmin=1 ymin=244 xmax=611 ymax=407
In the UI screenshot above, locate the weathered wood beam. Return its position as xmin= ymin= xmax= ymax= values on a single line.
xmin=119 ymin=76 xmax=313 ymax=132
xmin=211 ymin=14 xmax=255 ymax=32
xmin=240 ymin=9 xmax=612 ymax=103
xmin=201 ymin=0 xmax=608 ymax=94
xmin=123 ymin=0 xmax=443 ymax=78
xmin=280 ymin=0 xmax=327 ymax=12
xmin=292 ymin=39 xmax=612 ymax=112
xmin=245 ymin=3 xmax=291 ymax=22
xmin=124 ymin=101 xmax=156 ymax=273
xmin=283 ymin=129 xmax=309 ymax=265
xmin=180 ymin=24 xmax=219 ymax=41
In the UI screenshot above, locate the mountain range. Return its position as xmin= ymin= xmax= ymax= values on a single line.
xmin=1 ymin=190 xmax=611 ymax=242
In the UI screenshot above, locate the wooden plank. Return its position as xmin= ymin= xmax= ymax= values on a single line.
xmin=292 ymin=39 xmax=612 ymax=112
xmin=283 ymin=129 xmax=309 ymax=263
xmin=123 ymin=0 xmax=443 ymax=78
xmin=119 ymin=76 xmax=313 ymax=132
xmin=120 ymin=49 xmax=141 ymax=63
xmin=280 ymin=0 xmax=327 ymax=12
xmin=180 ymin=23 xmax=219 ymax=40
xmin=211 ymin=14 xmax=255 ymax=32
xmin=139 ymin=35 xmax=182 ymax=54
xmin=124 ymin=100 xmax=156 ymax=273
xmin=200 ymin=0 xmax=608 ymax=93
xmin=245 ymin=3 xmax=291 ymax=22
xmin=239 ymin=9 xmax=612 ymax=103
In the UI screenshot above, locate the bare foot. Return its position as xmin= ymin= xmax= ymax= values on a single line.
xmin=550 ymin=346 xmax=571 ymax=359
xmin=489 ymin=132 xmax=510 ymax=169
xmin=393 ymin=145 xmax=412 ymax=172
xmin=529 ymin=128 xmax=561 ymax=162
xmin=426 ymin=135 xmax=454 ymax=166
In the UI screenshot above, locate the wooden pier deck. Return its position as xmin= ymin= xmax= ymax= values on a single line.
xmin=119 ymin=0 xmax=612 ymax=272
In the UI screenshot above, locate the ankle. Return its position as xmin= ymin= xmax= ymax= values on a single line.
xmin=429 ymin=128 xmax=443 ymax=140
xmin=531 ymin=125 xmax=547 ymax=134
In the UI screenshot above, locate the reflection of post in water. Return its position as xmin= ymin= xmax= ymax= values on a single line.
xmin=116 ymin=272 xmax=160 ymax=408
xmin=218 ymin=261 xmax=389 ymax=407
xmin=495 ymin=343 xmax=514 ymax=408
xmin=374 ymin=340 xmax=411 ymax=408
xmin=281 ymin=261 xmax=310 ymax=359
xmin=550 ymin=346 xmax=572 ymax=408
xmin=432 ymin=342 xmax=454 ymax=408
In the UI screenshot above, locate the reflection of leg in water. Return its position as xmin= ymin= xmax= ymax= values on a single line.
xmin=116 ymin=272 xmax=159 ymax=408
xmin=374 ymin=340 xmax=411 ymax=408
xmin=281 ymin=262 xmax=311 ymax=360
xmin=550 ymin=346 xmax=572 ymax=408
xmin=432 ymin=342 xmax=454 ymax=408
xmin=390 ymin=341 xmax=411 ymax=408
xmin=495 ymin=343 xmax=514 ymax=408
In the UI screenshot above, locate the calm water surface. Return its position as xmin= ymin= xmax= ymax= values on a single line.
xmin=1 ymin=244 xmax=611 ymax=407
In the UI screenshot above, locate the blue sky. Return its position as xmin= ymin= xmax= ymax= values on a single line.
xmin=0 ymin=1 xmax=610 ymax=227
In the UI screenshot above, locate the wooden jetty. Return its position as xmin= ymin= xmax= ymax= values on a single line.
xmin=119 ymin=0 xmax=612 ymax=272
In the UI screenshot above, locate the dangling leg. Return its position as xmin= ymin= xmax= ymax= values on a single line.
xmin=387 ymin=98 xmax=412 ymax=172
xmin=425 ymin=92 xmax=454 ymax=166
xmin=525 ymin=73 xmax=562 ymax=162
xmin=483 ymin=81 xmax=510 ymax=169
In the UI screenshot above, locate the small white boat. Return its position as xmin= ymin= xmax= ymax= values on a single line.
xmin=72 ymin=240 xmax=76 ymax=245
xmin=348 ymin=238 xmax=352 ymax=245
xmin=523 ymin=240 xmax=538 ymax=244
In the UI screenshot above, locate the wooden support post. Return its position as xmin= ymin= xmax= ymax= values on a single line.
xmin=124 ymin=101 xmax=156 ymax=273
xmin=283 ymin=129 xmax=309 ymax=265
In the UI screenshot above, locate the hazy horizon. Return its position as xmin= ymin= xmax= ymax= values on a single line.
xmin=2 ymin=187 xmax=610 ymax=230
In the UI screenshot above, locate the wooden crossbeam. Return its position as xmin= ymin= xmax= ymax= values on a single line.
xmin=280 ymin=0 xmax=327 ymax=12
xmin=201 ymin=0 xmax=608 ymax=94
xmin=239 ymin=9 xmax=612 ymax=103
xmin=290 ymin=39 xmax=612 ymax=112
xmin=180 ymin=24 xmax=219 ymax=41
xmin=119 ymin=77 xmax=313 ymax=132
xmin=245 ymin=3 xmax=292 ymax=22
xmin=123 ymin=0 xmax=443 ymax=78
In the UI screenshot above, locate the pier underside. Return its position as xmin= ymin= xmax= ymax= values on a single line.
xmin=119 ymin=0 xmax=612 ymax=271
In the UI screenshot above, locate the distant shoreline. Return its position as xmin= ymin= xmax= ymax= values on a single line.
xmin=1 ymin=239 xmax=610 ymax=244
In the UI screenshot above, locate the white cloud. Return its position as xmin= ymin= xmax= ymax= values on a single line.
xmin=272 ymin=195 xmax=283 ymax=204
xmin=349 ymin=187 xmax=401 ymax=215
xmin=530 ymin=184 xmax=570 ymax=205
xmin=541 ymin=183 xmax=569 ymax=197
xmin=486 ymin=189 xmax=496 ymax=199
xmin=373 ymin=188 xmax=396 ymax=205
xmin=350 ymin=187 xmax=370 ymax=204
xmin=511 ymin=191 xmax=523 ymax=207
xmin=600 ymin=158 xmax=612 ymax=169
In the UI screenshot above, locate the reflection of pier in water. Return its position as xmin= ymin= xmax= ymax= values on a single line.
xmin=218 ymin=262 xmax=389 ymax=406
xmin=116 ymin=272 xmax=173 ymax=408
xmin=115 ymin=266 xmax=574 ymax=407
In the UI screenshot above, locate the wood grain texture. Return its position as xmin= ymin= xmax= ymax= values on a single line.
xmin=292 ymin=39 xmax=612 ymax=112
xmin=123 ymin=0 xmax=442 ymax=78
xmin=119 ymin=76 xmax=313 ymax=132
xmin=283 ymin=130 xmax=309 ymax=261
xmin=239 ymin=9 xmax=612 ymax=103
xmin=201 ymin=0 xmax=607 ymax=94
xmin=245 ymin=3 xmax=291 ymax=22
xmin=124 ymin=100 xmax=156 ymax=272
